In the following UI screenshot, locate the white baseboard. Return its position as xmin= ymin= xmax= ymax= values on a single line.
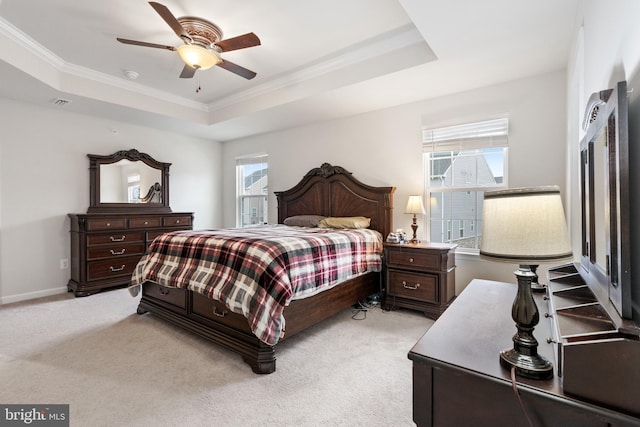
xmin=1 ymin=286 xmax=68 ymax=305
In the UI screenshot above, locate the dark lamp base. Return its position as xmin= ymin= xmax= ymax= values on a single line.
xmin=500 ymin=348 xmax=553 ymax=380
xmin=501 ymin=265 xmax=554 ymax=381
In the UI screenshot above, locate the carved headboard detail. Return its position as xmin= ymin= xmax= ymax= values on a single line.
xmin=275 ymin=163 xmax=395 ymax=238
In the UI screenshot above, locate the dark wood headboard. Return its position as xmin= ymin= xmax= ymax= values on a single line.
xmin=275 ymin=163 xmax=396 ymax=238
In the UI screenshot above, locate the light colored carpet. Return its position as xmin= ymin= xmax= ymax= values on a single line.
xmin=0 ymin=288 xmax=433 ymax=427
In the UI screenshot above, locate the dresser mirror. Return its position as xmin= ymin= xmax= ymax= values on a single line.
xmin=580 ymin=80 xmax=631 ymax=319
xmin=88 ymin=149 xmax=171 ymax=213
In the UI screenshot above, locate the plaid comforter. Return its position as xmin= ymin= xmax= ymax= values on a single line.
xmin=130 ymin=225 xmax=383 ymax=345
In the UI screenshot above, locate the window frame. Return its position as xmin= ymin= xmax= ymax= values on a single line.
xmin=236 ymin=154 xmax=268 ymax=228
xmin=422 ymin=118 xmax=509 ymax=254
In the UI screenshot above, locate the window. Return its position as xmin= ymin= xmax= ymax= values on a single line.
xmin=127 ymin=173 xmax=140 ymax=203
xmin=423 ymin=118 xmax=508 ymax=252
xmin=236 ymin=154 xmax=268 ymax=227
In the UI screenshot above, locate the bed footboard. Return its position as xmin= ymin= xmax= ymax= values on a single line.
xmin=137 ymin=272 xmax=379 ymax=374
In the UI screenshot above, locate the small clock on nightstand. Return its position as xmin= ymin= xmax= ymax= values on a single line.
xmin=383 ymin=242 xmax=457 ymax=319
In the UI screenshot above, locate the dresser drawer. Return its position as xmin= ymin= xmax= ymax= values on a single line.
xmin=86 ymin=256 xmax=141 ymax=281
xmin=143 ymin=282 xmax=187 ymax=310
xmin=129 ymin=217 xmax=162 ymax=229
xmin=386 ymin=248 xmax=441 ymax=271
xmin=87 ymin=231 xmax=145 ymax=246
xmin=86 ymin=218 xmax=127 ymax=231
xmin=87 ymin=243 xmax=146 ymax=260
xmin=388 ymin=270 xmax=438 ymax=303
xmin=192 ymin=292 xmax=252 ymax=333
xmin=163 ymin=215 xmax=191 ymax=227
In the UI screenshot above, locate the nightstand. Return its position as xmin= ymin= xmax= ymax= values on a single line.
xmin=383 ymin=242 xmax=456 ymax=319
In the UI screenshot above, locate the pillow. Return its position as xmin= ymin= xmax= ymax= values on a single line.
xmin=318 ymin=216 xmax=371 ymax=229
xmin=283 ymin=215 xmax=326 ymax=227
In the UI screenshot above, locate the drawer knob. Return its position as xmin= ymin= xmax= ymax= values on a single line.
xmin=159 ymin=288 xmax=170 ymax=296
xmin=409 ymin=258 xmax=414 ymax=263
xmin=213 ymin=307 xmax=227 ymax=318
xmin=106 ymin=222 xmax=111 ymax=227
xmin=110 ymin=248 xmax=126 ymax=255
xmin=110 ymin=235 xmax=126 ymax=242
xmin=144 ymin=221 xmax=149 ymax=225
xmin=110 ymin=264 xmax=126 ymax=272
xmin=402 ymin=280 xmax=420 ymax=290
xmin=176 ymin=220 xmax=180 ymax=224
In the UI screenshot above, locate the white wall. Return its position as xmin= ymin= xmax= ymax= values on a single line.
xmin=0 ymin=99 xmax=222 ymax=303
xmin=222 ymin=70 xmax=568 ymax=294
xmin=566 ymin=0 xmax=640 ymax=242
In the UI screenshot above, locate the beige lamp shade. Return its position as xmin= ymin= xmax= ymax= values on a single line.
xmin=405 ymin=195 xmax=426 ymax=215
xmin=177 ymin=45 xmax=221 ymax=70
xmin=479 ymin=186 xmax=573 ymax=264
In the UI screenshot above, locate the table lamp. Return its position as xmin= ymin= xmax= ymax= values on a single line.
xmin=480 ymin=186 xmax=572 ymax=380
xmin=405 ymin=195 xmax=426 ymax=243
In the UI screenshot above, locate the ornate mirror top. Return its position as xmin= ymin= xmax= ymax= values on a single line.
xmin=88 ymin=148 xmax=171 ymax=213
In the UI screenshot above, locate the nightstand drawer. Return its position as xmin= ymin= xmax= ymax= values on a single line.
xmin=386 ymin=248 xmax=441 ymax=271
xmin=388 ymin=270 xmax=438 ymax=303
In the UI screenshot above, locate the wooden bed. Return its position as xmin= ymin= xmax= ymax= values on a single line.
xmin=135 ymin=163 xmax=395 ymax=374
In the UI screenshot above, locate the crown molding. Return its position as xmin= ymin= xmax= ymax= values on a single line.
xmin=0 ymin=16 xmax=208 ymax=112
xmin=207 ymin=24 xmax=428 ymax=111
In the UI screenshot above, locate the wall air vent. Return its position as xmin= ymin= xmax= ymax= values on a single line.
xmin=51 ymin=97 xmax=71 ymax=107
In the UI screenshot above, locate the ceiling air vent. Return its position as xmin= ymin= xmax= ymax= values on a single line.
xmin=51 ymin=97 xmax=71 ymax=107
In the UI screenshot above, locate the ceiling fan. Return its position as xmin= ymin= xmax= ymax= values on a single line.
xmin=117 ymin=1 xmax=260 ymax=80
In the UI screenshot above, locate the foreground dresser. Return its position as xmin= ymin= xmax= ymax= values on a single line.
xmin=68 ymin=212 xmax=193 ymax=296
xmin=408 ymin=279 xmax=640 ymax=427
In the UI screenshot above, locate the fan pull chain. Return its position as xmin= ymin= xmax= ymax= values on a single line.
xmin=195 ymin=74 xmax=202 ymax=93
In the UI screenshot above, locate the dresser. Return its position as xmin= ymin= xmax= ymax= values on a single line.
xmin=408 ymin=278 xmax=640 ymax=427
xmin=383 ymin=242 xmax=456 ymax=319
xmin=68 ymin=212 xmax=193 ymax=296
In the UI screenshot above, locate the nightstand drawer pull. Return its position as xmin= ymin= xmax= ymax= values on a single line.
xmin=110 ymin=248 xmax=126 ymax=255
xmin=110 ymin=235 xmax=126 ymax=242
xmin=159 ymin=288 xmax=170 ymax=296
xmin=402 ymin=280 xmax=421 ymax=290
xmin=110 ymin=264 xmax=126 ymax=272
xmin=409 ymin=257 xmax=414 ymax=263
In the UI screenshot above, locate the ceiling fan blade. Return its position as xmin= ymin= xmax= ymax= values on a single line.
xmin=215 ymin=32 xmax=261 ymax=52
xmin=217 ymin=59 xmax=257 ymax=80
xmin=179 ymin=64 xmax=197 ymax=79
xmin=148 ymin=1 xmax=191 ymax=42
xmin=117 ymin=38 xmax=176 ymax=51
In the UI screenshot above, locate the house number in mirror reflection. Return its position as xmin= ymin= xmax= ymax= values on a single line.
xmin=99 ymin=160 xmax=163 ymax=203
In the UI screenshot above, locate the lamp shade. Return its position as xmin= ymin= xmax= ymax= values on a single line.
xmin=479 ymin=186 xmax=572 ymax=264
xmin=405 ymin=195 xmax=426 ymax=215
xmin=177 ymin=45 xmax=221 ymax=70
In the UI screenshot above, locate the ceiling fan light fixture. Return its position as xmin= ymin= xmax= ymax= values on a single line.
xmin=177 ymin=45 xmax=220 ymax=70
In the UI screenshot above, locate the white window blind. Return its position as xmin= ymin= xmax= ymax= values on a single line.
xmin=423 ymin=118 xmax=509 ymax=152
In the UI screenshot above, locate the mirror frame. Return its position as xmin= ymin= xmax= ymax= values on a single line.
xmin=580 ymin=81 xmax=631 ymax=318
xmin=87 ymin=148 xmax=171 ymax=213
